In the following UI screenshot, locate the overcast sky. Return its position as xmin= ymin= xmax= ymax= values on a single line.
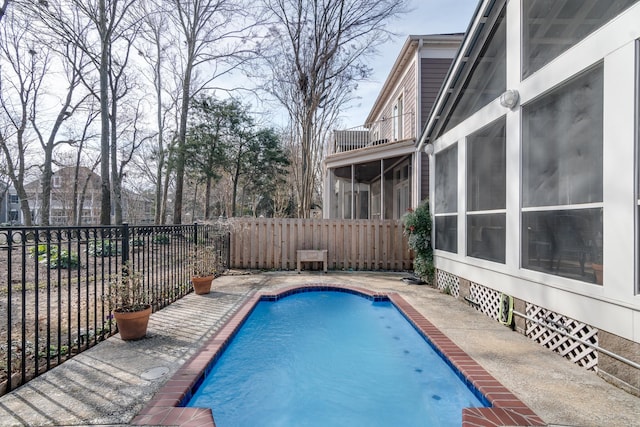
xmin=341 ymin=0 xmax=479 ymax=126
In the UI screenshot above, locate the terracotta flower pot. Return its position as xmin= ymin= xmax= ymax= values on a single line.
xmin=114 ymin=305 xmax=152 ymax=340
xmin=192 ymin=275 xmax=214 ymax=295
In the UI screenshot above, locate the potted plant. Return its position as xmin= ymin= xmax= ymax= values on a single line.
xmin=189 ymin=246 xmax=217 ymax=295
xmin=106 ymin=264 xmax=152 ymax=340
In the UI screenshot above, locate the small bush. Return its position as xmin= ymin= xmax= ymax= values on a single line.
xmin=87 ymin=239 xmax=121 ymax=256
xmin=30 ymin=245 xmax=81 ymax=269
xmin=152 ymin=234 xmax=170 ymax=244
xmin=49 ymin=249 xmax=81 ymax=269
xmin=403 ymin=201 xmax=434 ymax=284
xmin=130 ymin=237 xmax=145 ymax=247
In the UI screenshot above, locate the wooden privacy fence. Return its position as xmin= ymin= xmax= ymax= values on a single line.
xmin=228 ymin=218 xmax=413 ymax=271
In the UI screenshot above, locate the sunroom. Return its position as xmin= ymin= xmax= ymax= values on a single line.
xmin=419 ymin=0 xmax=640 ymax=392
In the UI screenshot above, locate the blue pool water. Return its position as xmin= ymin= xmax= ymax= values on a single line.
xmin=187 ymin=291 xmax=485 ymax=426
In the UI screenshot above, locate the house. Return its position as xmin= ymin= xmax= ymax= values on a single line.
xmin=0 ymin=183 xmax=21 ymax=225
xmin=418 ymin=0 xmax=640 ymax=395
xmin=24 ymin=166 xmax=103 ymax=225
xmin=23 ymin=166 xmax=153 ymax=225
xmin=323 ymin=34 xmax=463 ymax=220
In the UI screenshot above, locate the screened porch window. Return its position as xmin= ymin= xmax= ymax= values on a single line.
xmin=523 ymin=0 xmax=639 ymax=78
xmin=328 ymin=156 xmax=410 ymax=220
xmin=467 ymin=117 xmax=506 ymax=263
xmin=522 ymin=64 xmax=603 ymax=283
xmin=435 ymin=144 xmax=457 ymax=253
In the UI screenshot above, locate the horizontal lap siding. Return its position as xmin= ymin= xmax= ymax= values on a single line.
xmin=228 ymin=219 xmax=413 ymax=271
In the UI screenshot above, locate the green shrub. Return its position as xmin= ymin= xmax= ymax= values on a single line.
xmin=129 ymin=237 xmax=145 ymax=247
xmin=152 ymin=233 xmax=170 ymax=244
xmin=30 ymin=245 xmax=80 ymax=269
xmin=403 ymin=201 xmax=434 ymax=284
xmin=49 ymin=249 xmax=80 ymax=269
xmin=87 ymin=239 xmax=121 ymax=256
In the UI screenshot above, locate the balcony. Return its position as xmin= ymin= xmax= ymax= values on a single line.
xmin=330 ymin=112 xmax=416 ymax=154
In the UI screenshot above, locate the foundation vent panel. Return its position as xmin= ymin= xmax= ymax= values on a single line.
xmin=526 ymin=303 xmax=598 ymax=370
xmin=435 ymin=269 xmax=460 ymax=297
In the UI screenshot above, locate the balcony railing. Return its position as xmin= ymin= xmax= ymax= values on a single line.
xmin=330 ymin=112 xmax=415 ymax=154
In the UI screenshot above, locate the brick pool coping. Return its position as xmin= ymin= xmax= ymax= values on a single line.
xmin=132 ymin=284 xmax=545 ymax=427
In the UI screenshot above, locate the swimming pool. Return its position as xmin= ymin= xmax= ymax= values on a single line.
xmin=133 ymin=285 xmax=544 ymax=427
xmin=187 ymin=291 xmax=485 ymax=426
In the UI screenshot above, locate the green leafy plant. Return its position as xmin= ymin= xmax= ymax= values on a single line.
xmin=87 ymin=239 xmax=121 ymax=256
xmin=29 ymin=245 xmax=80 ymax=269
xmin=403 ymin=201 xmax=435 ymax=284
xmin=152 ymin=233 xmax=170 ymax=244
xmin=129 ymin=237 xmax=145 ymax=247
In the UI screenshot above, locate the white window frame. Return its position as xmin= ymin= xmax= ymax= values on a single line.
xmin=429 ymin=2 xmax=640 ymax=320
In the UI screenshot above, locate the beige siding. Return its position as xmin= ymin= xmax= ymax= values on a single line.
xmin=376 ymin=61 xmax=417 ymax=142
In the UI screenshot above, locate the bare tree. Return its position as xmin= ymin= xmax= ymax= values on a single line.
xmin=262 ymin=0 xmax=408 ymax=217
xmin=108 ymin=29 xmax=141 ymax=224
xmin=31 ymin=41 xmax=92 ymax=225
xmin=0 ymin=0 xmax=9 ymax=23
xmin=27 ymin=0 xmax=140 ymax=225
xmin=68 ymin=104 xmax=100 ymax=226
xmin=165 ymin=0 xmax=261 ymax=224
xmin=0 ymin=6 xmax=46 ymax=225
xmin=114 ymin=98 xmax=155 ymax=222
xmin=138 ymin=0 xmax=177 ymax=224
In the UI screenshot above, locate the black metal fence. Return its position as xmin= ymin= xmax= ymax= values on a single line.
xmin=0 ymin=223 xmax=230 ymax=396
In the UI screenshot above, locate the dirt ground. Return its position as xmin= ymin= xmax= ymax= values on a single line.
xmin=0 ymin=243 xmax=194 ymax=394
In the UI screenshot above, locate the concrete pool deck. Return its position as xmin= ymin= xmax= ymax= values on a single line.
xmin=0 ymin=271 xmax=638 ymax=426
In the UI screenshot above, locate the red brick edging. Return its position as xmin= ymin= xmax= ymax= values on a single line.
xmin=132 ymin=284 xmax=545 ymax=427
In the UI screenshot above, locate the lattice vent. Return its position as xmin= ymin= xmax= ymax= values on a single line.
xmin=435 ymin=270 xmax=460 ymax=297
xmin=469 ymin=282 xmax=501 ymax=321
xmin=526 ymin=303 xmax=598 ymax=371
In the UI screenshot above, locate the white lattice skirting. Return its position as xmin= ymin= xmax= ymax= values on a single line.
xmin=437 ymin=271 xmax=599 ymax=371
xmin=469 ymin=282 xmax=502 ymax=321
xmin=525 ymin=303 xmax=599 ymax=371
xmin=436 ymin=269 xmax=460 ymax=297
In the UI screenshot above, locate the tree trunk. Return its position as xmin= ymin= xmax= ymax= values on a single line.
xmin=110 ymin=100 xmax=122 ymax=224
xmin=172 ymin=53 xmax=194 ymax=224
xmin=39 ymin=152 xmax=52 ymax=226
xmin=99 ymin=0 xmax=111 ymax=225
xmin=204 ymin=176 xmax=212 ymax=220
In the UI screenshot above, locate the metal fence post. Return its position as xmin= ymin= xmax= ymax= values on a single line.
xmin=194 ymin=222 xmax=198 ymax=247
xmin=122 ymin=223 xmax=129 ymax=266
xmin=6 ymin=228 xmax=12 ymax=392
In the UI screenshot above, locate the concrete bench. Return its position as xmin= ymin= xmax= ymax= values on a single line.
xmin=297 ymin=249 xmax=328 ymax=273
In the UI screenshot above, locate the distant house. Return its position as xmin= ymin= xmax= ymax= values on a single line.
xmin=24 ymin=166 xmax=102 ymax=225
xmin=323 ymin=34 xmax=463 ymax=220
xmin=23 ymin=167 xmax=153 ymax=225
xmin=0 ymin=183 xmax=21 ymax=225
xmin=419 ymin=0 xmax=640 ymax=395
